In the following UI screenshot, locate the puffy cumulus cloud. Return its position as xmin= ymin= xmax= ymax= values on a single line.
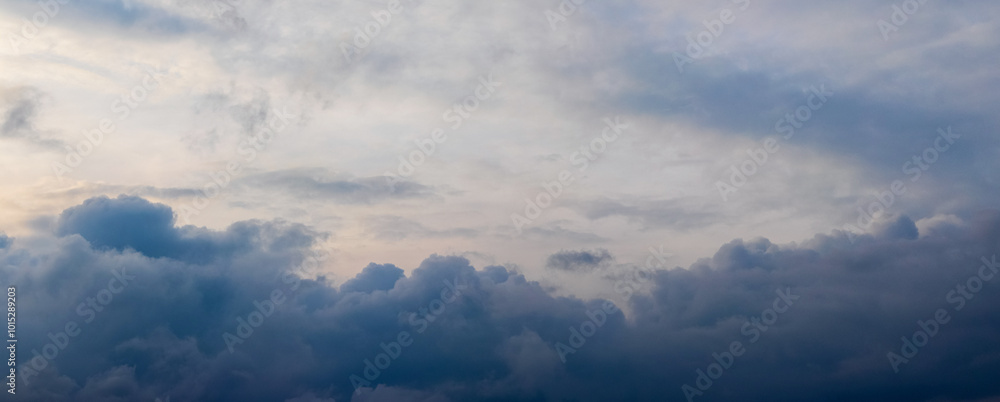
xmin=873 ymin=214 xmax=920 ymax=241
xmin=54 ymin=195 xmax=319 ymax=264
xmin=5 ymin=197 xmax=1000 ymax=402
xmin=340 ymin=263 xmax=404 ymax=293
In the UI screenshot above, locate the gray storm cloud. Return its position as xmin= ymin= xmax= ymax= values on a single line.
xmin=3 ymin=196 xmax=999 ymax=401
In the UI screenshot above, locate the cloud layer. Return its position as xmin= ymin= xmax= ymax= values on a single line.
xmin=2 ymin=0 xmax=1000 ymax=401
xmin=4 ymin=196 xmax=1000 ymax=401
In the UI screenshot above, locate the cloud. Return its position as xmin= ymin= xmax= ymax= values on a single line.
xmin=45 ymin=0 xmax=209 ymax=37
xmin=7 ymin=196 xmax=1000 ymax=401
xmin=873 ymin=215 xmax=920 ymax=241
xmin=237 ymin=168 xmax=436 ymax=204
xmin=49 ymin=183 xmax=203 ymax=200
xmin=517 ymin=222 xmax=608 ymax=243
xmin=545 ymin=249 xmax=613 ymax=272
xmin=55 ymin=194 xmax=319 ymax=264
xmin=4 ymin=1 xmax=1000 ymax=401
xmin=0 ymin=86 xmax=63 ymax=149
xmin=575 ymin=197 xmax=720 ymax=230
xmin=341 ymin=263 xmax=404 ymax=294
xmin=364 ymin=215 xmax=479 ymax=241
xmin=0 ymin=87 xmax=40 ymax=136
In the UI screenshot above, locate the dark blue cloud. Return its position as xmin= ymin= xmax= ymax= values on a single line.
xmin=55 ymin=195 xmax=317 ymax=265
xmin=341 ymin=263 xmax=404 ymax=293
xmin=6 ymin=197 xmax=1000 ymax=401
xmin=55 ymin=195 xmax=178 ymax=258
xmin=874 ymin=215 xmax=919 ymax=241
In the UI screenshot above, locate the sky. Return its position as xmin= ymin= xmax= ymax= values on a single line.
xmin=1 ymin=0 xmax=1000 ymax=401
